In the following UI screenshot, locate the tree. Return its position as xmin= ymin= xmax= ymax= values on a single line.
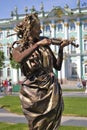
xmin=10 ymin=53 xmax=20 ymax=82
xmin=0 ymin=51 xmax=5 ymax=68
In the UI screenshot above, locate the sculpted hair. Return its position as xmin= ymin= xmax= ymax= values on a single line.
xmin=14 ymin=13 xmax=40 ymax=43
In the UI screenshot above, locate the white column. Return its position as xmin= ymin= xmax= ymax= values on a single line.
xmin=64 ymin=21 xmax=69 ymax=39
xmin=12 ymin=69 xmax=17 ymax=83
xmin=62 ymin=21 xmax=69 ymax=81
xmin=76 ymin=18 xmax=81 ymax=79
xmin=76 ymin=18 xmax=81 ymax=53
xmin=50 ymin=21 xmax=56 ymax=53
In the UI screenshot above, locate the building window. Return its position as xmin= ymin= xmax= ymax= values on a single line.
xmin=84 ymin=40 xmax=87 ymax=51
xmin=7 ymin=68 xmax=11 ymax=77
xmin=7 ymin=31 xmax=10 ymax=37
xmin=7 ymin=47 xmax=10 ymax=57
xmin=72 ymin=63 xmax=77 ymax=76
xmin=0 ymin=68 xmax=3 ymax=77
xmin=0 ymin=32 xmax=3 ymax=39
xmin=45 ymin=25 xmax=50 ymax=32
xmin=85 ymin=64 xmax=87 ymax=74
xmin=83 ymin=23 xmax=87 ymax=30
xmin=21 ymin=71 xmax=24 ymax=76
xmin=56 ymin=23 xmax=63 ymax=32
xmin=0 ymin=47 xmax=3 ymax=51
xmin=70 ymin=23 xmax=75 ymax=31
xmin=71 ymin=40 xmax=76 ymax=53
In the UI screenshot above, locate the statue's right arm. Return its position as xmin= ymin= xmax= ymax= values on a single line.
xmin=12 ymin=43 xmax=39 ymax=63
xmin=12 ymin=38 xmax=51 ymax=63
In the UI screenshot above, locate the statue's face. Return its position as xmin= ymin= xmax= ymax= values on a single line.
xmin=31 ymin=21 xmax=40 ymax=40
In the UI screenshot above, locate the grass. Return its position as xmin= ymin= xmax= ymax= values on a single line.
xmin=63 ymin=97 xmax=87 ymax=117
xmin=60 ymin=126 xmax=87 ymax=130
xmin=0 ymin=123 xmax=87 ymax=130
xmin=0 ymin=96 xmax=87 ymax=117
xmin=62 ymin=88 xmax=84 ymax=92
xmin=0 ymin=96 xmax=87 ymax=129
xmin=0 ymin=96 xmax=22 ymax=114
xmin=0 ymin=122 xmax=27 ymax=130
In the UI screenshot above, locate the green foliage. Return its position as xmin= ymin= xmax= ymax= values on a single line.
xmin=10 ymin=58 xmax=20 ymax=69
xmin=0 ymin=50 xmax=5 ymax=68
xmin=10 ymin=51 xmax=20 ymax=69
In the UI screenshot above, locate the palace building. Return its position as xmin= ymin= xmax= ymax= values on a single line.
xmin=0 ymin=0 xmax=87 ymax=83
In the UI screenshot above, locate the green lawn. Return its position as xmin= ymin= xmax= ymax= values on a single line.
xmin=0 ymin=122 xmax=27 ymax=130
xmin=63 ymin=97 xmax=87 ymax=117
xmin=0 ymin=122 xmax=87 ymax=130
xmin=60 ymin=126 xmax=87 ymax=130
xmin=0 ymin=96 xmax=22 ymax=114
xmin=0 ymin=96 xmax=87 ymax=129
xmin=62 ymin=88 xmax=84 ymax=92
xmin=0 ymin=96 xmax=87 ymax=117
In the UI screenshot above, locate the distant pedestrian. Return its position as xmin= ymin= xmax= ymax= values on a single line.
xmin=77 ymin=82 xmax=82 ymax=88
xmin=0 ymin=81 xmax=4 ymax=92
xmin=8 ymin=79 xmax=12 ymax=95
xmin=85 ymin=85 xmax=87 ymax=93
xmin=3 ymin=79 xmax=8 ymax=95
xmin=82 ymin=80 xmax=86 ymax=89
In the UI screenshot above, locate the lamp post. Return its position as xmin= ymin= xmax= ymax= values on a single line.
xmin=24 ymin=6 xmax=28 ymax=15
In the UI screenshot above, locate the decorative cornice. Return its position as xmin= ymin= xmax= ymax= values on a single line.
xmin=83 ymin=35 xmax=87 ymax=40
xmin=40 ymin=25 xmax=44 ymax=29
xmin=56 ymin=20 xmax=63 ymax=23
xmin=70 ymin=36 xmax=76 ymax=40
xmin=44 ymin=21 xmax=50 ymax=25
xmin=7 ymin=43 xmax=11 ymax=47
xmin=64 ymin=23 xmax=69 ymax=27
xmin=51 ymin=24 xmax=56 ymax=28
xmin=76 ymin=22 xmax=80 ymax=26
xmin=82 ymin=20 xmax=87 ymax=22
xmin=69 ymin=19 xmax=75 ymax=23
xmin=0 ymin=43 xmax=2 ymax=46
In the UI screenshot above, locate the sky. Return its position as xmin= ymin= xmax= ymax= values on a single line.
xmin=0 ymin=0 xmax=87 ymax=19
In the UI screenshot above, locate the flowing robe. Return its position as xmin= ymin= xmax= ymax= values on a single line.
xmin=12 ymin=42 xmax=64 ymax=130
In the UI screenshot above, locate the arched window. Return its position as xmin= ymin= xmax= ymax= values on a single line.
xmin=7 ymin=46 xmax=10 ymax=57
xmin=70 ymin=22 xmax=75 ymax=31
xmin=84 ymin=40 xmax=87 ymax=51
xmin=72 ymin=63 xmax=77 ymax=75
xmin=71 ymin=40 xmax=76 ymax=53
xmin=7 ymin=31 xmax=10 ymax=37
xmin=0 ymin=46 xmax=3 ymax=51
xmin=56 ymin=23 xmax=63 ymax=31
xmin=0 ymin=32 xmax=3 ymax=39
xmin=7 ymin=68 xmax=11 ymax=77
xmin=85 ymin=64 xmax=87 ymax=74
xmin=83 ymin=23 xmax=87 ymax=30
xmin=46 ymin=25 xmax=50 ymax=32
xmin=0 ymin=68 xmax=3 ymax=77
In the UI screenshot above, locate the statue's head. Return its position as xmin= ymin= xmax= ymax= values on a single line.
xmin=14 ymin=13 xmax=41 ymax=42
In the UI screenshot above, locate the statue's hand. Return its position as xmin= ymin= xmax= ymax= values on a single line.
xmin=60 ymin=40 xmax=71 ymax=48
xmin=61 ymin=40 xmax=79 ymax=48
xmin=37 ymin=38 xmax=51 ymax=46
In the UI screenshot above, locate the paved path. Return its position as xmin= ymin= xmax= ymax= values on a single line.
xmin=0 ymin=108 xmax=87 ymax=127
xmin=63 ymin=91 xmax=87 ymax=97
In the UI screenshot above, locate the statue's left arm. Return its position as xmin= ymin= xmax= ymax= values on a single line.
xmin=48 ymin=46 xmax=63 ymax=71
